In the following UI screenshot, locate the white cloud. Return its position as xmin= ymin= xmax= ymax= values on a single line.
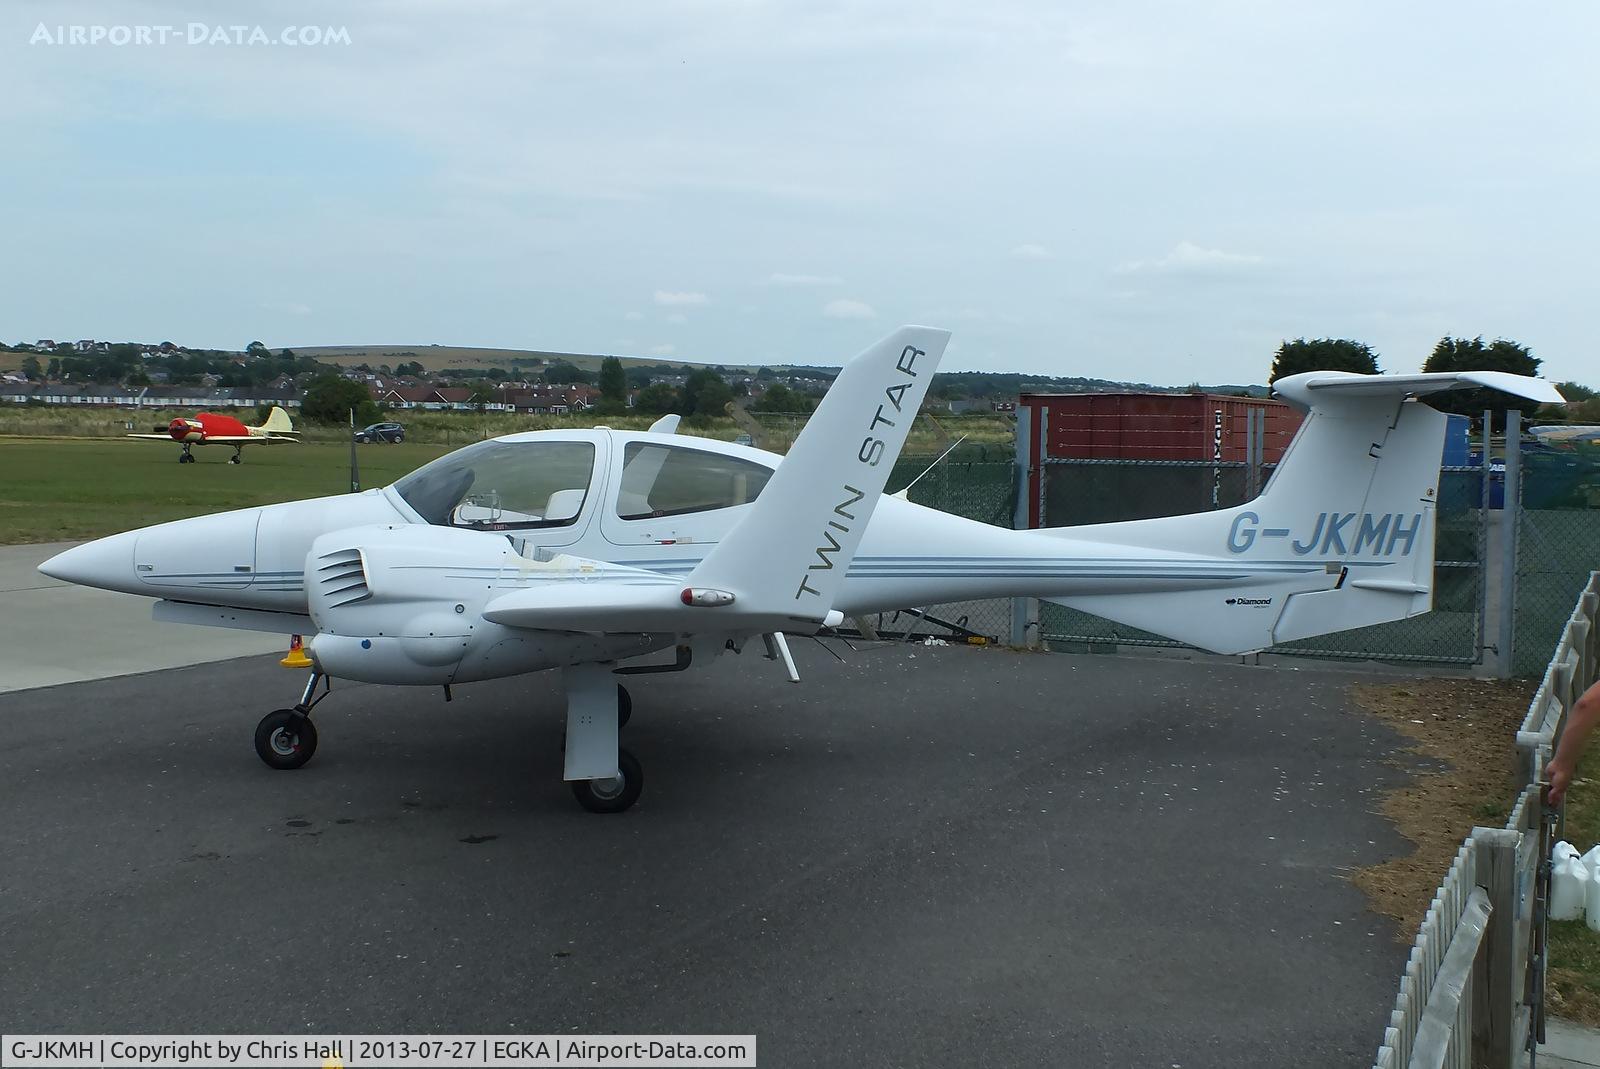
xmin=1117 ymin=241 xmax=1266 ymax=275
xmin=1010 ymin=244 xmax=1054 ymax=261
xmin=767 ymin=272 xmax=844 ymax=287
xmin=665 ymin=312 xmax=688 ymax=324
xmin=623 ymin=311 xmax=643 ymax=321
xmin=654 ymin=290 xmax=709 ymax=306
xmin=647 ymin=344 xmax=677 ymax=356
xmin=822 ymin=298 xmax=876 ymax=320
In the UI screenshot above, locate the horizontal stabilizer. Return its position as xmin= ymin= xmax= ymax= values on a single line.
xmin=1274 ymin=370 xmax=1566 ymax=409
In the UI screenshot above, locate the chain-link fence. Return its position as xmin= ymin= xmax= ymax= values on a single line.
xmin=1034 ymin=459 xmax=1490 ymax=663
xmin=1515 ymin=448 xmax=1600 ymax=675
xmin=856 ymin=445 xmax=1018 ymax=642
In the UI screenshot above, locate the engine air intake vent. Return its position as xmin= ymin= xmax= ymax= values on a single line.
xmin=315 ymin=547 xmax=370 ymax=607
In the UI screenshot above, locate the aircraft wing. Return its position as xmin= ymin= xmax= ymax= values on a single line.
xmin=125 ymin=433 xmax=297 ymax=443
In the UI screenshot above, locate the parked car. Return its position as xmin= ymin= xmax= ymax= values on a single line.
xmin=354 ymin=421 xmax=405 ymax=443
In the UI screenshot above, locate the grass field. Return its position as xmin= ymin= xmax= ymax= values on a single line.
xmin=1549 ymin=740 xmax=1600 ymax=1023
xmin=0 ymin=439 xmax=452 ymax=543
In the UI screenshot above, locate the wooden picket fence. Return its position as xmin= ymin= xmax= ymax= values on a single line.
xmin=1373 ymin=571 xmax=1599 ymax=1069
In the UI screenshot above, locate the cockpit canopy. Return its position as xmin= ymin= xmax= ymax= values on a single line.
xmin=392 ymin=434 xmax=775 ymax=533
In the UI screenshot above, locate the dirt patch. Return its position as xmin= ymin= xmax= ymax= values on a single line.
xmin=1352 ymin=675 xmax=1600 ymax=1027
xmin=1350 ymin=677 xmax=1532 ymax=936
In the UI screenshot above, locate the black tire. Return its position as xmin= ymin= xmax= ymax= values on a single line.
xmin=254 ymin=709 xmax=318 ymax=770
xmin=570 ymin=749 xmax=642 ymax=813
xmin=228 ymin=455 xmax=241 ymax=465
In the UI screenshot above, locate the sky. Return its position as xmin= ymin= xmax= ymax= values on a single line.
xmin=1 ymin=1 xmax=1595 ymax=385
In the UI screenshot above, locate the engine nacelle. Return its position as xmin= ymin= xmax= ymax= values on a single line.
xmin=305 ymin=524 xmax=671 ymax=684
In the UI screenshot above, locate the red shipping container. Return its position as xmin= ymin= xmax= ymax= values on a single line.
xmin=1020 ymin=392 xmax=1302 ymax=463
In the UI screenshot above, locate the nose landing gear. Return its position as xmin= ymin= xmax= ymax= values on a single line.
xmin=254 ymin=670 xmax=328 ymax=770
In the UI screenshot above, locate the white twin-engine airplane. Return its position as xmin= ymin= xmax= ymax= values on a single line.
xmin=40 ymin=327 xmax=1563 ymax=812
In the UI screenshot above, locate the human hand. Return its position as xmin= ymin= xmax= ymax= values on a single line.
xmin=1548 ymin=760 xmax=1574 ymax=808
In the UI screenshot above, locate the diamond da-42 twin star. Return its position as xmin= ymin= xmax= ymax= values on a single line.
xmin=40 ymin=327 xmax=1564 ymax=811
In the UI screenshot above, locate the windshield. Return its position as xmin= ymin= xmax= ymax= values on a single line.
xmin=394 ymin=439 xmax=596 ymax=530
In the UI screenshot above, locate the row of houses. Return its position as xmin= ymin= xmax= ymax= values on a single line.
xmin=3 ymin=377 xmax=1020 ymax=417
xmin=0 ymin=380 xmax=602 ymax=416
xmin=20 ymin=340 xmax=181 ymax=355
xmin=367 ymin=382 xmax=602 ymax=414
xmin=0 ymin=384 xmax=301 ymax=409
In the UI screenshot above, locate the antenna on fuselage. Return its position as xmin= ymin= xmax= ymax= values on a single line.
xmin=895 ymin=433 xmax=968 ymax=497
xmin=348 ymin=408 xmax=361 ymax=493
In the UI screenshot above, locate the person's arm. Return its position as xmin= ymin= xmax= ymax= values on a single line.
xmin=1548 ymin=679 xmax=1600 ymax=807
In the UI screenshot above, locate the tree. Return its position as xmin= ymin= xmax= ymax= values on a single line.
xmin=633 ymin=383 xmax=681 ymax=415
xmin=543 ymin=362 xmax=594 ymax=385
xmin=751 ymin=383 xmax=813 ymax=413
xmin=301 ymin=374 xmax=380 ymax=425
xmin=45 ymin=357 xmax=60 ymax=380
xmin=1555 ymin=381 xmax=1595 ymax=403
xmin=598 ymin=356 xmax=627 ymax=407
xmin=682 ymin=369 xmax=733 ymax=418
xmin=1421 ymin=336 xmax=1542 ymax=428
xmin=468 ymin=383 xmax=495 ymax=413
xmin=19 ymin=355 xmax=41 ymax=381
xmin=245 ymin=340 xmax=269 ymax=358
xmin=1268 ymin=338 xmax=1379 ymax=383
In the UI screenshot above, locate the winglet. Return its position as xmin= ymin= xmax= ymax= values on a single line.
xmin=648 ymin=413 xmax=681 ymax=434
xmin=685 ymin=326 xmax=950 ymax=630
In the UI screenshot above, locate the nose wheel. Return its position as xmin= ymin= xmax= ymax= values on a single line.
xmin=255 ymin=670 xmax=328 ymax=770
xmin=255 ymin=709 xmax=318 ymax=769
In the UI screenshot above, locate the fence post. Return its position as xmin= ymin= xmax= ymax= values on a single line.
xmin=1496 ymin=409 xmax=1522 ymax=678
xmin=1471 ymin=826 xmax=1523 ymax=1068
xmin=1013 ymin=406 xmax=1032 ymax=530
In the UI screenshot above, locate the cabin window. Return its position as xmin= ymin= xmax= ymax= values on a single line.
xmin=393 ymin=440 xmax=596 ymax=529
xmin=616 ymin=443 xmax=772 ymax=520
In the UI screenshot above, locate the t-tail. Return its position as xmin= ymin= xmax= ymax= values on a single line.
xmin=1037 ymin=370 xmax=1566 ymax=654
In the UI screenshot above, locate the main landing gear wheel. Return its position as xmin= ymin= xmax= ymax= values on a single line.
xmin=255 ymin=709 xmax=318 ymax=770
xmin=228 ymin=454 xmax=242 ymax=464
xmin=571 ymin=748 xmax=642 ymax=813
xmin=178 ymin=452 xmax=196 ymax=464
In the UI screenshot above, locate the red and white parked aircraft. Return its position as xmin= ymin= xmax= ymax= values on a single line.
xmin=129 ymin=405 xmax=299 ymax=464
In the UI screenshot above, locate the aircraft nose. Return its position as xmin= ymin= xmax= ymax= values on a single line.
xmin=37 ymin=530 xmax=141 ymax=593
